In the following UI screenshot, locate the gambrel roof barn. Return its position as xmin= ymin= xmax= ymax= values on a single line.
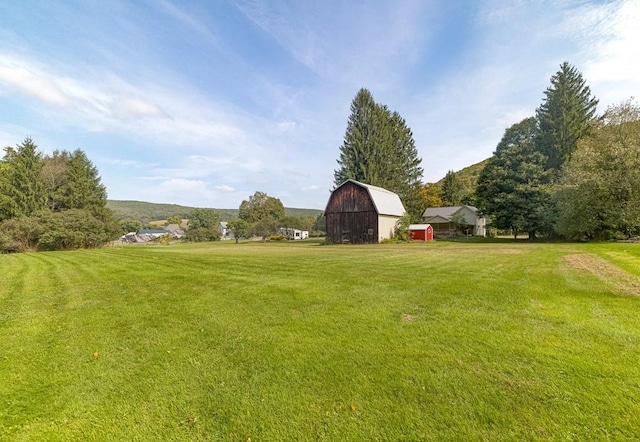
xmin=324 ymin=179 xmax=405 ymax=244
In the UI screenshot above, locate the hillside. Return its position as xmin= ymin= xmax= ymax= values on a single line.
xmin=434 ymin=158 xmax=489 ymax=203
xmin=107 ymin=200 xmax=322 ymax=224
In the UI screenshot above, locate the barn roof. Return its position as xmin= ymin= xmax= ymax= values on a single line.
xmin=422 ymin=205 xmax=478 ymax=219
xmin=333 ymin=179 xmax=406 ymax=217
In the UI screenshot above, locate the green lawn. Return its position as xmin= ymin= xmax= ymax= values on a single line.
xmin=1 ymin=240 xmax=640 ymax=440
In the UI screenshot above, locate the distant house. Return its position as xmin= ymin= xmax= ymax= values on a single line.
xmin=164 ymin=224 xmax=185 ymax=239
xmin=218 ymin=221 xmax=234 ymax=240
xmin=279 ymin=228 xmax=309 ymax=240
xmin=324 ymin=179 xmax=405 ymax=244
xmin=422 ymin=205 xmax=487 ymax=237
xmin=121 ymin=226 xmax=183 ymax=243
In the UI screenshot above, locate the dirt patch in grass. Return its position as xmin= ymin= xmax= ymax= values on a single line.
xmin=401 ymin=313 xmax=417 ymax=323
xmin=564 ymin=253 xmax=640 ymax=296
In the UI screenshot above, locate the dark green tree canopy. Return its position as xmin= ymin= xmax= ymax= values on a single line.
xmin=0 ymin=138 xmax=117 ymax=252
xmin=440 ymin=170 xmax=464 ymax=206
xmin=49 ymin=149 xmax=108 ymax=215
xmin=0 ymin=137 xmax=46 ymax=220
xmin=535 ymin=61 xmax=598 ymax=171
xmin=476 ymin=117 xmax=551 ymax=238
xmin=334 ymin=88 xmax=423 ymax=206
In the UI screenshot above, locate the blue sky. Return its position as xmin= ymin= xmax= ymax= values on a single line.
xmin=0 ymin=1 xmax=638 ymax=210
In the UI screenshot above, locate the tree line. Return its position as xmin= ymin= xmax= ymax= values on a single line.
xmin=186 ymin=191 xmax=325 ymax=243
xmin=0 ymin=137 xmax=324 ymax=251
xmin=476 ymin=62 xmax=640 ymax=240
xmin=335 ymin=63 xmax=640 ymax=241
xmin=0 ymin=138 xmax=119 ymax=252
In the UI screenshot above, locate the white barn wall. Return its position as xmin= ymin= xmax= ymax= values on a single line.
xmin=378 ymin=215 xmax=400 ymax=242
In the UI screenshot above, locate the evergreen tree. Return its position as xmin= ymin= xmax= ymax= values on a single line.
xmin=334 ymin=88 xmax=423 ymax=204
xmin=440 ymin=170 xmax=464 ymax=206
xmin=476 ymin=118 xmax=551 ymax=239
xmin=0 ymin=137 xmax=46 ymax=220
xmin=0 ymin=139 xmax=118 ymax=251
xmin=54 ymin=149 xmax=108 ymax=214
xmin=535 ymin=62 xmax=598 ymax=171
xmin=334 ymin=88 xmax=379 ymax=186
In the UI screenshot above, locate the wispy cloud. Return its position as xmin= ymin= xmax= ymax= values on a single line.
xmin=0 ymin=54 xmax=69 ymax=105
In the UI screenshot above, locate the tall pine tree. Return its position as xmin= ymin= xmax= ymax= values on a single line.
xmin=440 ymin=170 xmax=463 ymax=206
xmin=55 ymin=149 xmax=108 ymax=214
xmin=0 ymin=137 xmax=46 ymax=220
xmin=334 ymin=88 xmax=423 ymax=214
xmin=334 ymin=88 xmax=379 ymax=186
xmin=535 ymin=62 xmax=598 ymax=171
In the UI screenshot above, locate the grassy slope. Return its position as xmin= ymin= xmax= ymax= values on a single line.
xmin=1 ymin=241 xmax=640 ymax=440
xmin=107 ymin=200 xmax=322 ymax=223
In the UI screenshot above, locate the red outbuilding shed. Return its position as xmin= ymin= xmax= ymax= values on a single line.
xmin=408 ymin=224 xmax=433 ymax=241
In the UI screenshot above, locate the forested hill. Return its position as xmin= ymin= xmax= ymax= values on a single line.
xmin=107 ymin=200 xmax=322 ymax=224
xmin=435 ymin=159 xmax=489 ymax=201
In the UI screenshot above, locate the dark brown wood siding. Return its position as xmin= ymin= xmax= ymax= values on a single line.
xmin=325 ymin=181 xmax=378 ymax=244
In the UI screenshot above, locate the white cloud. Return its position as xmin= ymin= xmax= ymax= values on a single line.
xmin=216 ymin=184 xmax=235 ymax=192
xmin=111 ymin=96 xmax=170 ymax=120
xmin=102 ymin=158 xmax=157 ymax=168
xmin=579 ymin=0 xmax=640 ymax=105
xmin=0 ymin=55 xmax=68 ymax=105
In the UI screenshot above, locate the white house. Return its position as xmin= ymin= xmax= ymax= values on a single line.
xmin=218 ymin=221 xmax=234 ymax=240
xmin=422 ymin=205 xmax=487 ymax=237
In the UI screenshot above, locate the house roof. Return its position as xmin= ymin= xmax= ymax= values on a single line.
xmin=422 ymin=205 xmax=477 ymax=219
xmin=164 ymin=224 xmax=181 ymax=232
xmin=334 ymin=179 xmax=405 ymax=217
xmin=219 ymin=221 xmax=228 ymax=228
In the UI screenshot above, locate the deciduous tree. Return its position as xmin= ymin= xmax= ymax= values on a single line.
xmin=186 ymin=208 xmax=220 ymax=241
xmin=226 ymin=219 xmax=248 ymax=244
xmin=555 ymin=100 xmax=640 ymax=239
xmin=238 ymin=191 xmax=285 ymax=223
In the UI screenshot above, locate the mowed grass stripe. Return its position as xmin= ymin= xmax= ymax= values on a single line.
xmin=1 ymin=241 xmax=640 ymax=440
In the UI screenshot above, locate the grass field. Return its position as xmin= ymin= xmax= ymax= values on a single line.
xmin=1 ymin=239 xmax=640 ymax=440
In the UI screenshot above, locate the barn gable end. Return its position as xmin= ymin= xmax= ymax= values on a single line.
xmin=324 ymin=180 xmax=405 ymax=244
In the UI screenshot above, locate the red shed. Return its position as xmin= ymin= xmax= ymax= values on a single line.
xmin=408 ymin=224 xmax=433 ymax=241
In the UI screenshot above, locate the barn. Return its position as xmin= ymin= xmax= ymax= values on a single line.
xmin=324 ymin=179 xmax=405 ymax=244
xmin=408 ymin=224 xmax=433 ymax=241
